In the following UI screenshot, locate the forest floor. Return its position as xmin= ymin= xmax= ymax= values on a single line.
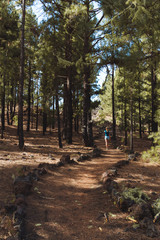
xmin=0 ymin=125 xmax=160 ymax=240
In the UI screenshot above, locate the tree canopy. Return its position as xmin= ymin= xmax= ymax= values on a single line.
xmin=0 ymin=0 xmax=159 ymax=154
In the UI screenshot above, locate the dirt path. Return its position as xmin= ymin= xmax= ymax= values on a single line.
xmin=25 ymin=137 xmax=159 ymax=240
xmin=0 ymin=127 xmax=159 ymax=240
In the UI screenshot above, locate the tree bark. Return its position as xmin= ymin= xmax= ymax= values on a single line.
xmin=7 ymin=102 xmax=10 ymax=125
xmin=82 ymin=79 xmax=89 ymax=146
xmin=138 ymin=86 xmax=142 ymax=138
xmin=18 ymin=0 xmax=25 ymax=149
xmin=65 ymin=19 xmax=73 ymax=144
xmin=112 ymin=64 xmax=116 ymax=140
xmin=82 ymin=0 xmax=92 ymax=146
xmin=42 ymin=106 xmax=47 ymax=135
xmin=1 ymin=74 xmax=5 ymax=139
xmin=31 ymin=79 xmax=34 ymax=129
xmin=151 ymin=60 xmax=158 ymax=132
xmin=52 ymin=96 xmax=55 ymax=129
xmin=130 ymin=93 xmax=134 ymax=153
xmin=27 ymin=60 xmax=31 ymax=131
xmin=56 ymin=87 xmax=62 ymax=148
xmin=66 ymin=74 xmax=72 ymax=144
xmin=124 ymin=74 xmax=127 ymax=146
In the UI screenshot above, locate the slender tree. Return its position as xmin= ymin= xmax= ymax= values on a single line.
xmin=18 ymin=0 xmax=26 ymax=149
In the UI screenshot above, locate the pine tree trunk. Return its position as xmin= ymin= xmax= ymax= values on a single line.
xmin=87 ymin=82 xmax=93 ymax=147
xmin=7 ymin=102 xmax=10 ymax=125
xmin=18 ymin=0 xmax=25 ymax=149
xmin=130 ymin=94 xmax=134 ymax=153
xmin=65 ymin=20 xmax=73 ymax=144
xmin=6 ymin=79 xmax=10 ymax=125
xmin=56 ymin=88 xmax=62 ymax=148
xmin=36 ymin=95 xmax=38 ymax=131
xmin=27 ymin=60 xmax=31 ymax=132
xmin=82 ymin=79 xmax=89 ymax=146
xmin=63 ymin=80 xmax=67 ymax=140
xmin=88 ymin=111 xmax=93 ymax=147
xmin=42 ymin=108 xmax=47 ymax=135
xmin=31 ymin=81 xmax=34 ymax=129
xmin=124 ymin=73 xmax=127 ymax=146
xmin=124 ymin=101 xmax=127 ymax=146
xmin=112 ymin=64 xmax=116 ymax=140
xmin=82 ymin=0 xmax=92 ymax=147
xmin=52 ymin=96 xmax=55 ymax=129
xmin=10 ymin=83 xmax=13 ymax=125
xmin=10 ymin=84 xmax=16 ymax=125
xmin=151 ymin=60 xmax=158 ymax=132
xmin=66 ymin=74 xmax=72 ymax=144
xmin=1 ymin=74 xmax=5 ymax=139
xmin=138 ymin=96 xmax=142 ymax=138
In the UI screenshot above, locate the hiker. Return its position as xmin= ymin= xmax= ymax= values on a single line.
xmin=104 ymin=127 xmax=110 ymax=149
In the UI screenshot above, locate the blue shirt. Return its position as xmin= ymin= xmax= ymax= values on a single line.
xmin=104 ymin=130 xmax=109 ymax=137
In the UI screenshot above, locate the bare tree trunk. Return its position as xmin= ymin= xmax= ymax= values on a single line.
xmin=36 ymin=93 xmax=38 ymax=131
xmin=88 ymin=111 xmax=93 ymax=147
xmin=56 ymin=87 xmax=62 ymax=148
xmin=31 ymin=78 xmax=34 ymax=129
xmin=66 ymin=74 xmax=72 ymax=144
xmin=130 ymin=94 xmax=134 ymax=153
xmin=138 ymin=96 xmax=142 ymax=138
xmin=18 ymin=0 xmax=25 ymax=149
xmin=1 ymin=74 xmax=5 ymax=139
xmin=7 ymin=102 xmax=10 ymax=125
xmin=112 ymin=64 xmax=116 ymax=140
xmin=124 ymin=74 xmax=127 ymax=146
xmin=52 ymin=96 xmax=55 ymax=129
xmin=27 ymin=60 xmax=31 ymax=131
xmin=63 ymin=80 xmax=67 ymax=140
xmin=10 ymin=83 xmax=14 ymax=125
xmin=151 ymin=60 xmax=158 ymax=132
xmin=82 ymin=79 xmax=89 ymax=146
xmin=42 ymin=106 xmax=47 ymax=135
xmin=65 ymin=17 xmax=73 ymax=144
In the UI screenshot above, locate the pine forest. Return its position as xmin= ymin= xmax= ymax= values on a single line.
xmin=0 ymin=0 xmax=160 ymax=239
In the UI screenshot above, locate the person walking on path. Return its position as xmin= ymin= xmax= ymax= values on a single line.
xmin=104 ymin=127 xmax=110 ymax=149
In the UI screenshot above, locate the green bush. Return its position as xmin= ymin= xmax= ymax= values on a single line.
xmin=142 ymin=132 xmax=160 ymax=163
xmin=152 ymin=198 xmax=160 ymax=215
xmin=121 ymin=187 xmax=150 ymax=204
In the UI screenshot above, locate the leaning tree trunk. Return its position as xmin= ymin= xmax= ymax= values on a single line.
xmin=18 ymin=0 xmax=25 ymax=149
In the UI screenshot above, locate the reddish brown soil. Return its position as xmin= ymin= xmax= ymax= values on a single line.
xmin=0 ymin=126 xmax=160 ymax=240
